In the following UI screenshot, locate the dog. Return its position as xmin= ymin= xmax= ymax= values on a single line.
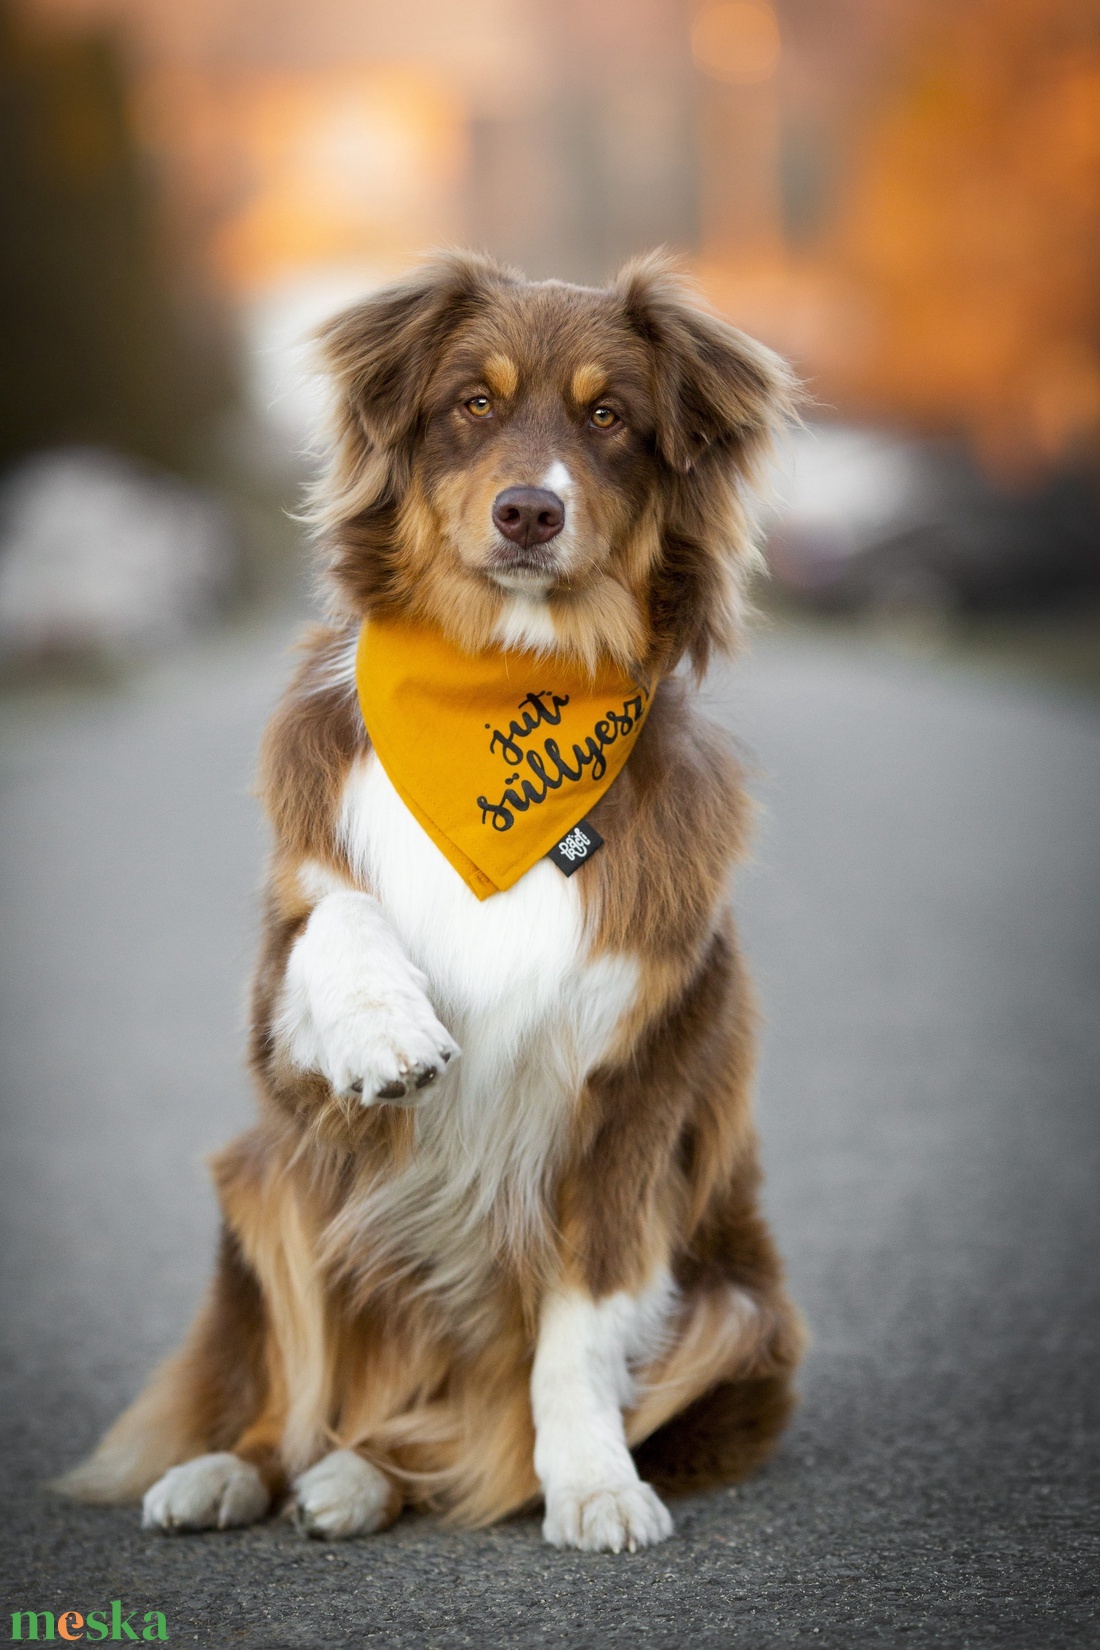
xmin=60 ymin=251 xmax=804 ymax=1553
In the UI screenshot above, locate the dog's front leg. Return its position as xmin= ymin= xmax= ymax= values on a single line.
xmin=276 ymin=889 xmax=459 ymax=1104
xmin=532 ymin=1277 xmax=676 ymax=1553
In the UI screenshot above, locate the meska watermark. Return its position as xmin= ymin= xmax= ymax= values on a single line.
xmin=10 ymin=1601 xmax=168 ymax=1641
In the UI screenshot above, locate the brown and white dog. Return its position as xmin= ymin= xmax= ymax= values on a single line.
xmin=61 ymin=251 xmax=804 ymax=1553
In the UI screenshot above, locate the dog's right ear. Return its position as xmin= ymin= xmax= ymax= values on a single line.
xmin=309 ymin=252 xmax=516 ymax=613
xmin=316 ymin=252 xmax=513 ymax=467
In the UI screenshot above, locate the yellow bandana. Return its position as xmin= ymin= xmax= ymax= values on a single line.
xmin=356 ymin=616 xmax=653 ymax=899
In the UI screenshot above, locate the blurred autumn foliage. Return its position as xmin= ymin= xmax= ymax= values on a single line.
xmin=3 ymin=0 xmax=1099 ymax=498
xmin=0 ymin=1 xmax=236 ymax=474
xmin=830 ymin=0 xmax=1100 ymax=482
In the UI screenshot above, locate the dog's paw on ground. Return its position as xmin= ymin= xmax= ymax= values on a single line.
xmin=542 ymin=1480 xmax=674 ymax=1552
xmin=292 ymin=1450 xmax=399 ymax=1539
xmin=142 ymin=1453 xmax=269 ymax=1533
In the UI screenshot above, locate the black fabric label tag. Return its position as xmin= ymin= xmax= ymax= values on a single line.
xmin=547 ymin=818 xmax=604 ymax=876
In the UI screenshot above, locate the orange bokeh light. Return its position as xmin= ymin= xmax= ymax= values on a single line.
xmin=691 ymin=1 xmax=781 ymax=86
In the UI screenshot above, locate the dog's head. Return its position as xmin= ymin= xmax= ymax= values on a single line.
xmin=313 ymin=251 xmax=794 ymax=673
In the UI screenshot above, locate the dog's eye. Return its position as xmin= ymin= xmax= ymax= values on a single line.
xmin=590 ymin=406 xmax=619 ymax=430
xmin=465 ymin=395 xmax=493 ymax=419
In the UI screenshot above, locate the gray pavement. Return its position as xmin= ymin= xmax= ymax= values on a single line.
xmin=0 ymin=618 xmax=1097 ymax=1649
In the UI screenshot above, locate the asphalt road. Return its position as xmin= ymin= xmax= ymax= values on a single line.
xmin=0 ymin=618 xmax=1097 ymax=1649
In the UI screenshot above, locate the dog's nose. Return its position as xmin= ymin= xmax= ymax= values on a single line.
xmin=492 ymin=487 xmax=565 ymax=548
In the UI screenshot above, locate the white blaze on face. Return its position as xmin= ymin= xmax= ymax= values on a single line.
xmin=541 ymin=460 xmax=573 ymax=501
xmin=538 ymin=459 xmax=576 ymax=573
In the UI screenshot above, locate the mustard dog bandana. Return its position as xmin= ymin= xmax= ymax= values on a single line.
xmin=356 ymin=616 xmax=653 ymax=900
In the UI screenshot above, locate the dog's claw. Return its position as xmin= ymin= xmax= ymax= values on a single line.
xmin=371 ymin=1060 xmax=442 ymax=1101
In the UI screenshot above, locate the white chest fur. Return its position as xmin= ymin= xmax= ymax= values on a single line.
xmin=328 ymin=754 xmax=639 ymax=1310
xmin=341 ymin=752 xmax=598 ymax=1026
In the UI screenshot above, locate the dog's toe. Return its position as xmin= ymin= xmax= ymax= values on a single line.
xmin=375 ymin=1078 xmax=410 ymax=1099
xmin=369 ymin=1051 xmax=450 ymax=1103
xmin=142 ymin=1453 xmax=269 ymax=1534
xmin=293 ymin=1450 xmax=399 ymax=1539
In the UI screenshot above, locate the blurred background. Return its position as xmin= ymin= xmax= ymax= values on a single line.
xmin=0 ymin=0 xmax=1098 ymax=672
xmin=2 ymin=7 xmax=1099 ymax=1635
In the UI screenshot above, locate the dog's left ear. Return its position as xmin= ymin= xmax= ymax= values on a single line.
xmin=615 ymin=252 xmax=795 ymax=474
xmin=614 ymin=254 xmax=797 ymax=672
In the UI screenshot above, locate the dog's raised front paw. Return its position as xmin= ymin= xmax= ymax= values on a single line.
xmin=302 ymin=982 xmax=459 ymax=1105
xmin=542 ymin=1480 xmax=674 ymax=1553
xmin=292 ymin=1449 xmax=399 ymax=1539
xmin=277 ymin=899 xmax=460 ymax=1105
xmin=142 ymin=1452 xmax=269 ymax=1533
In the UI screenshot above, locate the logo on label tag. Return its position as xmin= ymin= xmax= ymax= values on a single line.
xmin=547 ymin=818 xmax=604 ymax=876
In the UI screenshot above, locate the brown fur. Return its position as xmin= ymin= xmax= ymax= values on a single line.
xmin=60 ymin=251 xmax=804 ymax=1531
